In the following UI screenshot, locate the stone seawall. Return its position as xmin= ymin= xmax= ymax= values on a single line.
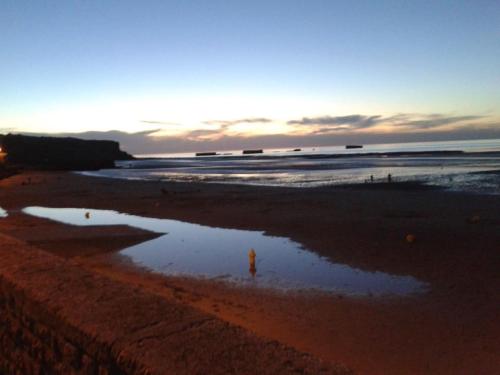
xmin=0 ymin=234 xmax=346 ymax=375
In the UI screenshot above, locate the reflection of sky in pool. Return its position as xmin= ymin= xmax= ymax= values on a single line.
xmin=22 ymin=206 xmax=428 ymax=296
xmin=0 ymin=207 xmax=7 ymax=217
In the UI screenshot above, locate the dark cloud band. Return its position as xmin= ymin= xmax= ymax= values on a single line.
xmin=203 ymin=118 xmax=272 ymax=127
xmin=288 ymin=115 xmax=382 ymax=130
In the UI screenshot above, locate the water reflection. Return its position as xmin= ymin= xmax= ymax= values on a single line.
xmin=22 ymin=206 xmax=428 ymax=296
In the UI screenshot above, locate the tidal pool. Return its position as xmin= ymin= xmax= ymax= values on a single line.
xmin=23 ymin=206 xmax=427 ymax=296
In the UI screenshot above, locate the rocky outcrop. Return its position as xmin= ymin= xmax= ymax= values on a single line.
xmin=0 ymin=134 xmax=133 ymax=170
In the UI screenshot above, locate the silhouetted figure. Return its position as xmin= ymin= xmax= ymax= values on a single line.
xmin=387 ymin=173 xmax=392 ymax=183
xmin=85 ymin=212 xmax=90 ymax=219
xmin=248 ymin=248 xmax=257 ymax=277
xmin=370 ymin=175 xmax=374 ymax=182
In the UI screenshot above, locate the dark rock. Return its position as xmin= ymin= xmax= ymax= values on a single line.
xmin=0 ymin=134 xmax=134 ymax=171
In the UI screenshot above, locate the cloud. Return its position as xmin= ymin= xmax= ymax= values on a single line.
xmin=141 ymin=120 xmax=180 ymax=126
xmin=203 ymin=118 xmax=273 ymax=127
xmin=66 ymin=129 xmax=161 ymax=139
xmin=7 ymin=111 xmax=499 ymax=155
xmin=184 ymin=129 xmax=225 ymax=141
xmin=0 ymin=127 xmax=18 ymax=133
xmin=311 ymin=127 xmax=348 ymax=134
xmin=391 ymin=114 xmax=484 ymax=130
xmin=287 ymin=115 xmax=383 ymax=130
xmin=287 ymin=113 xmax=489 ymax=133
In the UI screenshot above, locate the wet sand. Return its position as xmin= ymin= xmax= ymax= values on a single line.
xmin=1 ymin=171 xmax=499 ymax=374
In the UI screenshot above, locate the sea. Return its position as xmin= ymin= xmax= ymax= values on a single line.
xmin=82 ymin=139 xmax=500 ymax=194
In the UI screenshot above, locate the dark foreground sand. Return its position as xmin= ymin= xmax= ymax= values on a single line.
xmin=1 ymin=171 xmax=499 ymax=374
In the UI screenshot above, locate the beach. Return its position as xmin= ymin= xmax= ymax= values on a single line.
xmin=1 ymin=171 xmax=499 ymax=374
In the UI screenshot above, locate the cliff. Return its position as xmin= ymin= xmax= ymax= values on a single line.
xmin=0 ymin=134 xmax=134 ymax=170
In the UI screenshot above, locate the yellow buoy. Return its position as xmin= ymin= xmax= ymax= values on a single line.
xmin=405 ymin=234 xmax=416 ymax=243
xmin=470 ymin=215 xmax=480 ymax=223
xmin=248 ymin=248 xmax=257 ymax=276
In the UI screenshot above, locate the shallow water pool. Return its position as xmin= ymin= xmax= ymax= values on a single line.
xmin=22 ymin=206 xmax=427 ymax=296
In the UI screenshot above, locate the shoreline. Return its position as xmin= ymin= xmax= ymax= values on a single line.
xmin=79 ymin=168 xmax=500 ymax=197
xmin=99 ymin=148 xmax=500 ymax=194
xmin=1 ymin=171 xmax=499 ymax=374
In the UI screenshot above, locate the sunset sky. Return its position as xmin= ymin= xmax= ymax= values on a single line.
xmin=1 ymin=0 xmax=499 ymax=153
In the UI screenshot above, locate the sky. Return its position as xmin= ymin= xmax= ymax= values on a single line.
xmin=1 ymin=0 xmax=499 ymax=153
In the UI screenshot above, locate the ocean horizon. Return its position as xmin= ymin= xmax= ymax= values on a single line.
xmin=83 ymin=138 xmax=500 ymax=194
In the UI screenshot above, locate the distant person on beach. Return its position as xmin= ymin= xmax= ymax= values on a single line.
xmin=387 ymin=174 xmax=392 ymax=183
xmin=370 ymin=175 xmax=374 ymax=182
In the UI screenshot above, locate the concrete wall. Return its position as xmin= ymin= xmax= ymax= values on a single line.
xmin=0 ymin=234 xmax=346 ymax=375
